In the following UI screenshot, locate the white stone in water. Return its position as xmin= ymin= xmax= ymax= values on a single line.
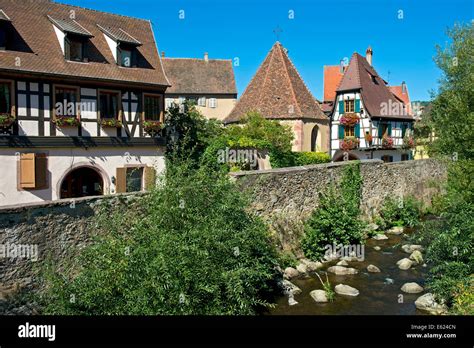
xmin=409 ymin=250 xmax=423 ymax=264
xmin=397 ymin=258 xmax=413 ymax=270
xmin=335 ymin=284 xmax=359 ymax=296
xmin=401 ymin=282 xmax=424 ymax=294
xmin=373 ymin=234 xmax=388 ymax=240
xmin=367 ymin=264 xmax=381 ymax=273
xmin=373 ymin=246 xmax=382 ymax=251
xmin=296 ymin=263 xmax=308 ymax=274
xmin=384 ymin=278 xmax=394 ymax=285
xmin=300 ymin=259 xmax=323 ymax=272
xmin=387 ymin=226 xmax=404 ymax=235
xmin=283 ymin=267 xmax=299 ymax=280
xmin=280 ymin=279 xmax=302 ymax=296
xmin=327 ymin=266 xmax=358 ymax=275
xmin=415 ymin=293 xmax=448 ymax=315
xmin=337 ymin=260 xmax=349 ymax=266
xmin=402 ymin=244 xmax=424 ymax=254
xmin=288 ymin=296 xmax=298 ymax=306
xmin=310 ymin=289 xmax=328 ymax=303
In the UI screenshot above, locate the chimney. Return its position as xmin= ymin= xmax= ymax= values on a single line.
xmin=161 ymin=51 xmax=165 ymax=58
xmin=366 ymin=46 xmax=373 ymax=66
xmin=339 ymin=60 xmax=345 ymax=73
xmin=204 ymin=52 xmax=208 ymax=62
xmin=401 ymin=81 xmax=407 ymax=94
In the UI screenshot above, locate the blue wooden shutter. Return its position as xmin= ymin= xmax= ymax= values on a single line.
xmin=388 ymin=123 xmax=392 ymax=136
xmin=401 ymin=123 xmax=406 ymax=137
xmin=355 ymin=123 xmax=360 ymax=138
xmin=339 ymin=100 xmax=344 ymax=114
xmin=338 ymin=125 xmax=345 ymax=139
xmin=378 ymin=122 xmax=383 ymax=139
xmin=355 ymin=99 xmax=360 ymax=112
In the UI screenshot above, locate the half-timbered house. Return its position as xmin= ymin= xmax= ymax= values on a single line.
xmin=0 ymin=0 xmax=169 ymax=206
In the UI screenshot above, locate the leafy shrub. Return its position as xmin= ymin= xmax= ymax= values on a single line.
xmin=451 ymin=276 xmax=474 ymax=315
xmin=38 ymin=163 xmax=280 ymax=315
xmin=378 ymin=195 xmax=423 ymax=229
xmin=302 ymin=163 xmax=365 ymax=260
xmin=294 ymin=152 xmax=331 ymax=166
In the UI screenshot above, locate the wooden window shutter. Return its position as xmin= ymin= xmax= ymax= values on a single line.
xmin=355 ymin=99 xmax=360 ymax=112
xmin=378 ymin=122 xmax=383 ymax=139
xmin=19 ymin=153 xmax=36 ymax=189
xmin=338 ymin=100 xmax=344 ymax=114
xmin=338 ymin=125 xmax=345 ymax=139
xmin=116 ymin=167 xmax=126 ymax=193
xmin=387 ymin=123 xmax=392 ymax=136
xmin=144 ymin=166 xmax=156 ymax=191
xmin=35 ymin=154 xmax=48 ymax=189
xmin=355 ymin=123 xmax=360 ymax=138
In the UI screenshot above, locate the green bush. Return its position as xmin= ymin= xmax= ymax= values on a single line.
xmin=302 ymin=163 xmax=365 ymax=260
xmin=38 ymin=163 xmax=280 ymax=315
xmin=378 ymin=196 xmax=423 ymax=229
xmin=294 ymin=152 xmax=331 ymax=166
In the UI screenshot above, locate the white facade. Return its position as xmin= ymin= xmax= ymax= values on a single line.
xmin=330 ymin=92 xmax=414 ymax=162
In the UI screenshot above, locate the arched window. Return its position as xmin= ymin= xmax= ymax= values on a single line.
xmin=60 ymin=166 xmax=104 ymax=199
xmin=311 ymin=126 xmax=319 ymax=152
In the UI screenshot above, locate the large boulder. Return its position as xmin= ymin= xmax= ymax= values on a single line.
xmin=367 ymin=264 xmax=381 ymax=273
xmin=402 ymin=244 xmax=424 ymax=254
xmin=387 ymin=226 xmax=404 ymax=235
xmin=409 ymin=250 xmax=424 ymax=264
xmin=296 ymin=263 xmax=308 ymax=274
xmin=401 ymin=282 xmax=424 ymax=294
xmin=283 ymin=267 xmax=300 ymax=280
xmin=397 ymin=258 xmax=414 ymax=270
xmin=373 ymin=234 xmax=388 ymax=240
xmin=310 ymin=289 xmax=328 ymax=303
xmin=279 ymin=279 xmax=302 ymax=297
xmin=335 ymin=284 xmax=359 ymax=297
xmin=415 ymin=293 xmax=448 ymax=315
xmin=300 ymin=259 xmax=323 ymax=272
xmin=327 ymin=266 xmax=358 ymax=275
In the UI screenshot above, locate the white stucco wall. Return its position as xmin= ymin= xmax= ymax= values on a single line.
xmin=0 ymin=147 xmax=165 ymax=207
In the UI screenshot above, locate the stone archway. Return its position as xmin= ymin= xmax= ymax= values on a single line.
xmin=59 ymin=166 xmax=104 ymax=199
xmin=311 ymin=125 xmax=319 ymax=152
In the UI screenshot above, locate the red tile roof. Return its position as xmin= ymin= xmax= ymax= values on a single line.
xmin=323 ymin=65 xmax=344 ymax=102
xmin=337 ymin=53 xmax=413 ymax=119
xmin=224 ymin=42 xmax=326 ymax=123
xmin=162 ymin=58 xmax=237 ymax=94
xmin=0 ymin=0 xmax=169 ymax=87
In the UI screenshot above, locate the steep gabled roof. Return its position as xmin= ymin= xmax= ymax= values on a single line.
xmin=162 ymin=57 xmax=237 ymax=94
xmin=337 ymin=53 xmax=412 ymax=119
xmin=0 ymin=0 xmax=169 ymax=87
xmin=323 ymin=65 xmax=344 ymax=101
xmin=224 ymin=42 xmax=326 ymax=123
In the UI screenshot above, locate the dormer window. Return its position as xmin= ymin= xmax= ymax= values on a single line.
xmin=0 ymin=9 xmax=12 ymax=50
xmin=48 ymin=16 xmax=93 ymax=62
xmin=97 ymin=25 xmax=142 ymax=68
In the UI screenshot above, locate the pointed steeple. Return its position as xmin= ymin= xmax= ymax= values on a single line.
xmin=224 ymin=42 xmax=326 ymax=123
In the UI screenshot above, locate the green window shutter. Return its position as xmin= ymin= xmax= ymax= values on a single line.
xmin=401 ymin=123 xmax=407 ymax=138
xmin=339 ymin=100 xmax=344 ymax=114
xmin=338 ymin=125 xmax=345 ymax=139
xmin=378 ymin=122 xmax=383 ymax=139
xmin=355 ymin=99 xmax=360 ymax=112
xmin=355 ymin=123 xmax=360 ymax=138
xmin=388 ymin=123 xmax=392 ymax=136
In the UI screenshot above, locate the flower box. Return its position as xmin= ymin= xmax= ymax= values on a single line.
xmin=401 ymin=136 xmax=416 ymax=149
xmin=340 ymin=136 xmax=359 ymax=151
xmin=382 ymin=135 xmax=394 ymax=149
xmin=100 ymin=118 xmax=123 ymax=128
xmin=143 ymin=120 xmax=163 ymax=135
xmin=339 ymin=113 xmax=360 ymax=126
xmin=0 ymin=113 xmax=15 ymax=128
xmin=53 ymin=115 xmax=80 ymax=127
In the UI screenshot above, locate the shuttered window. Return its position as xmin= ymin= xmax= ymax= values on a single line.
xmin=19 ymin=153 xmax=48 ymax=190
xmin=344 ymin=100 xmax=355 ymax=113
xmin=338 ymin=100 xmax=344 ymax=115
xmin=144 ymin=94 xmax=162 ymax=121
xmin=115 ymin=166 xmax=156 ymax=193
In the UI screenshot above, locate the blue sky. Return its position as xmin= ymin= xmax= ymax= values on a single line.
xmin=60 ymin=0 xmax=472 ymax=101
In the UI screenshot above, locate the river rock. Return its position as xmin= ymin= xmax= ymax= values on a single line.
xmin=283 ymin=267 xmax=300 ymax=280
xmin=402 ymin=244 xmax=424 ymax=254
xmin=366 ymin=223 xmax=379 ymax=231
xmin=387 ymin=226 xmax=404 ymax=235
xmin=401 ymin=282 xmax=424 ymax=294
xmin=415 ymin=293 xmax=448 ymax=315
xmin=324 ymin=251 xmax=339 ymax=262
xmin=409 ymin=250 xmax=424 ymax=264
xmin=373 ymin=234 xmax=388 ymax=240
xmin=300 ymin=259 xmax=323 ymax=272
xmin=279 ymin=279 xmax=302 ymax=297
xmin=335 ymin=284 xmax=359 ymax=297
xmin=327 ymin=266 xmax=358 ymax=275
xmin=397 ymin=258 xmax=414 ymax=270
xmin=373 ymin=246 xmax=382 ymax=251
xmin=288 ymin=295 xmax=298 ymax=306
xmin=310 ymin=289 xmax=328 ymax=303
xmin=337 ymin=260 xmax=349 ymax=266
xmin=367 ymin=264 xmax=381 ymax=273
xmin=296 ymin=263 xmax=308 ymax=274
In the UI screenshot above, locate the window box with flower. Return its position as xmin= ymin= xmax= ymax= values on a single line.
xmin=401 ymin=135 xmax=416 ymax=149
xmin=0 ymin=113 xmax=15 ymax=128
xmin=143 ymin=120 xmax=163 ymax=136
xmin=382 ymin=134 xmax=394 ymax=149
xmin=340 ymin=136 xmax=360 ymax=151
xmin=100 ymin=118 xmax=123 ymax=128
xmin=339 ymin=113 xmax=360 ymax=127
xmin=53 ymin=115 xmax=80 ymax=127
